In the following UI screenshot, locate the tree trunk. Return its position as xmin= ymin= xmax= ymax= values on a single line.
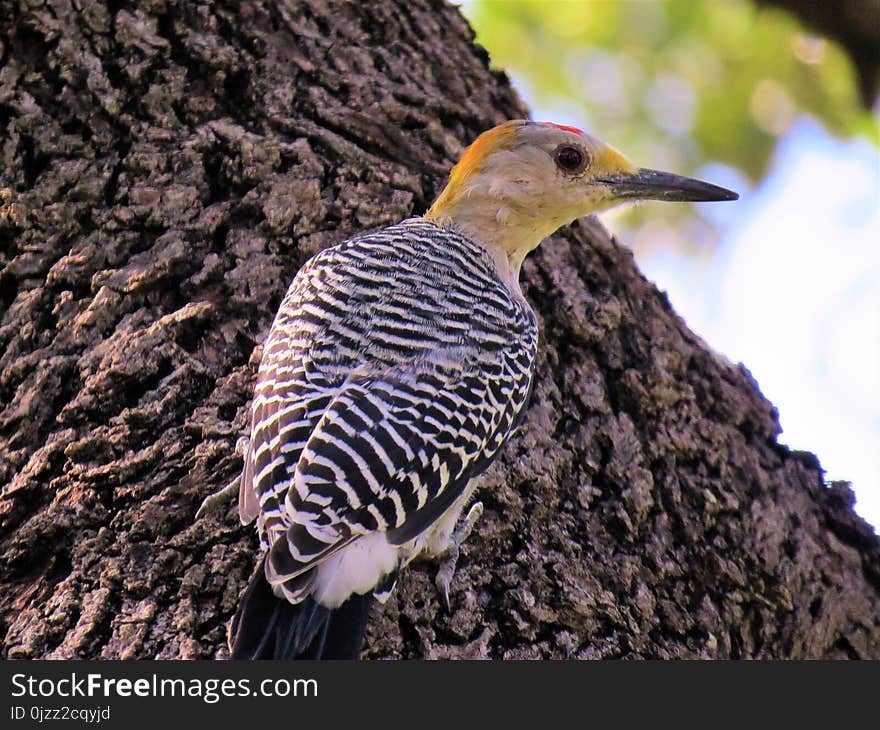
xmin=1 ymin=0 xmax=877 ymax=660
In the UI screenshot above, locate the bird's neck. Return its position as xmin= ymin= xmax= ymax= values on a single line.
xmin=425 ymin=203 xmax=566 ymax=297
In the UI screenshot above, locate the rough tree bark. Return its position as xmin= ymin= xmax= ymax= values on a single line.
xmin=1 ymin=0 xmax=877 ymax=660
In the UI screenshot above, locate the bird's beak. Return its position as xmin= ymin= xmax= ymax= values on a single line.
xmin=596 ymin=168 xmax=739 ymax=203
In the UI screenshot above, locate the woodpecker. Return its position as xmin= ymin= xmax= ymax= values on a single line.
xmin=225 ymin=120 xmax=737 ymax=660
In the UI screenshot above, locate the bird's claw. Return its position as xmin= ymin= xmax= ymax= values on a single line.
xmin=435 ymin=543 xmax=459 ymax=612
xmin=194 ymin=437 xmax=250 ymax=522
xmin=435 ymin=501 xmax=483 ymax=611
xmin=234 ymin=436 xmax=250 ymax=457
xmin=195 ymin=475 xmax=240 ymax=521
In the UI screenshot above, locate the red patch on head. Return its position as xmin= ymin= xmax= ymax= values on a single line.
xmin=543 ymin=122 xmax=584 ymax=135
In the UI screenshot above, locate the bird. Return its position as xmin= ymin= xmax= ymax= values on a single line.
xmin=224 ymin=119 xmax=737 ymax=660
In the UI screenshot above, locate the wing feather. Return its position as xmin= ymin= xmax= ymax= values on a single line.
xmin=261 ymin=369 xmax=517 ymax=589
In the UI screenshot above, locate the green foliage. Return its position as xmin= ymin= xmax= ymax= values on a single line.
xmin=464 ymin=0 xmax=876 ymax=248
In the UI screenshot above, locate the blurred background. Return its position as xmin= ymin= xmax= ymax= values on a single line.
xmin=459 ymin=0 xmax=879 ymax=529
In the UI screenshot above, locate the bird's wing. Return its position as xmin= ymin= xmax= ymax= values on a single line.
xmin=242 ymin=377 xmax=336 ymax=534
xmin=236 ymin=220 xmax=537 ymax=601
xmin=261 ymin=363 xmax=524 ymax=598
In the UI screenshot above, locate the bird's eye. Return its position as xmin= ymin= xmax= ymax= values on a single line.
xmin=554 ymin=145 xmax=588 ymax=174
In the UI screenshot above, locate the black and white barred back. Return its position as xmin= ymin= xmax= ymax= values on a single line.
xmin=239 ymin=217 xmax=538 ymax=609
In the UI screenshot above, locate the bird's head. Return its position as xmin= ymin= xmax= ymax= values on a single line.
xmin=425 ymin=120 xmax=737 ymax=272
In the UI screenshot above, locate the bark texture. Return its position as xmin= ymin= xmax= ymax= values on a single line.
xmin=1 ymin=0 xmax=877 ymax=660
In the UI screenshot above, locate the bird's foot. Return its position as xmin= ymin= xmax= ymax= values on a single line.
xmin=234 ymin=436 xmax=250 ymax=458
xmin=435 ymin=501 xmax=483 ymax=611
xmin=194 ymin=436 xmax=249 ymax=521
xmin=195 ymin=475 xmax=240 ymax=521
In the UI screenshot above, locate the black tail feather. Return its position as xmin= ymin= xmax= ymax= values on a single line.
xmin=229 ymin=563 xmax=372 ymax=660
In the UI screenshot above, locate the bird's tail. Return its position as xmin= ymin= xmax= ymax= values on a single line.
xmin=229 ymin=561 xmax=372 ymax=660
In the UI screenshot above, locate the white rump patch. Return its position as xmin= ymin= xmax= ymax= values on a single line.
xmin=312 ymin=532 xmax=400 ymax=609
